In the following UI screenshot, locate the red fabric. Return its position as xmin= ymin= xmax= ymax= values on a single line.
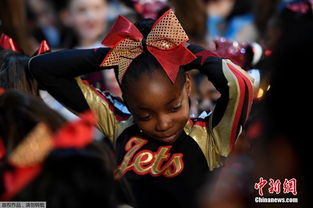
xmin=0 ymin=34 xmax=50 ymax=56
xmin=101 ymin=10 xmax=196 ymax=84
xmin=213 ymin=38 xmax=248 ymax=69
xmin=227 ymin=63 xmax=246 ymax=151
xmin=237 ymin=67 xmax=254 ymax=121
xmin=102 ymin=16 xmax=143 ymax=47
xmin=148 ymin=44 xmax=196 ymax=83
xmin=53 ymin=111 xmax=96 ymax=148
xmin=0 ymin=33 xmax=23 ymax=52
xmin=194 ymin=121 xmax=207 ymax=128
xmin=1 ymin=165 xmax=42 ymax=200
xmin=0 ymin=111 xmax=96 ymax=200
xmin=0 ymin=138 xmax=6 ymax=159
xmin=33 ymin=40 xmax=51 ymax=56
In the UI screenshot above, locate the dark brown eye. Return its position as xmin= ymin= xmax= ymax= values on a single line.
xmin=170 ymin=104 xmax=182 ymax=113
xmin=138 ymin=115 xmax=152 ymax=121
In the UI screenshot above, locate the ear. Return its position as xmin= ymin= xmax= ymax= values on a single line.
xmin=122 ymin=94 xmax=134 ymax=114
xmin=185 ymin=72 xmax=192 ymax=96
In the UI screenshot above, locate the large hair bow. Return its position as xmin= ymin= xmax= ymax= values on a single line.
xmin=0 ymin=111 xmax=96 ymax=200
xmin=100 ymin=10 xmax=196 ymax=84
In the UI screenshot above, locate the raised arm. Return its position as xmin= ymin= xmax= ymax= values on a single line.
xmin=29 ymin=48 xmax=131 ymax=143
xmin=185 ymin=44 xmax=254 ymax=170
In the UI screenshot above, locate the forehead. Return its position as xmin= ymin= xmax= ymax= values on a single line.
xmin=125 ymin=71 xmax=184 ymax=109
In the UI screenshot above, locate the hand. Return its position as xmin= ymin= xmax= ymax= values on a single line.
xmin=183 ymin=42 xmax=220 ymax=71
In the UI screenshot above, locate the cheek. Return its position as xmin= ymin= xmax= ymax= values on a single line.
xmin=128 ymin=111 xmax=155 ymax=134
xmin=95 ymin=8 xmax=107 ymax=21
xmin=181 ymin=94 xmax=190 ymax=115
xmin=136 ymin=120 xmax=156 ymax=134
xmin=70 ymin=12 xmax=86 ymax=27
xmin=178 ymin=101 xmax=190 ymax=124
xmin=131 ymin=96 xmax=190 ymax=134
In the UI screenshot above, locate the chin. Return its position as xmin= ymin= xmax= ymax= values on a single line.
xmin=154 ymin=130 xmax=183 ymax=144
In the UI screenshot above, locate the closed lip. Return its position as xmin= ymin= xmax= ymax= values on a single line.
xmin=155 ymin=132 xmax=179 ymax=143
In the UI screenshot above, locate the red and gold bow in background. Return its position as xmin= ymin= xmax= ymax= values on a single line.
xmin=0 ymin=33 xmax=50 ymax=55
xmin=100 ymin=9 xmax=196 ymax=84
xmin=0 ymin=111 xmax=96 ymax=200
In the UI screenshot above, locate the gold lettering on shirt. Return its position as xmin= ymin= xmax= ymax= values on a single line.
xmin=115 ymin=137 xmax=184 ymax=179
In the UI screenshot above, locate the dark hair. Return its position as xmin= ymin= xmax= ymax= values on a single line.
xmin=51 ymin=0 xmax=71 ymax=11
xmin=252 ymin=7 xmax=312 ymax=206
xmin=0 ymin=90 xmax=133 ymax=207
xmin=12 ymin=142 xmax=118 ymax=208
xmin=120 ymin=19 xmax=186 ymax=94
xmin=264 ymin=4 xmax=313 ymax=140
xmin=171 ymin=0 xmax=207 ymax=44
xmin=224 ymin=0 xmax=254 ymax=22
xmin=0 ymin=89 xmax=66 ymax=154
xmin=253 ymin=0 xmax=281 ymax=35
xmin=0 ymin=50 xmax=39 ymax=96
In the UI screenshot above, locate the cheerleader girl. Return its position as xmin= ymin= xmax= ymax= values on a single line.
xmin=29 ymin=10 xmax=254 ymax=208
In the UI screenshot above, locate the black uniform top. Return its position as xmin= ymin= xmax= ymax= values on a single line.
xmin=29 ymin=46 xmax=254 ymax=208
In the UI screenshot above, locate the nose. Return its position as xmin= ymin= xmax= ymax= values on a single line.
xmin=86 ymin=10 xmax=96 ymax=21
xmin=155 ymin=114 xmax=173 ymax=132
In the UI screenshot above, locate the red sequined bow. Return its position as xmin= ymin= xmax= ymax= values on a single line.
xmin=0 ymin=111 xmax=96 ymax=200
xmin=100 ymin=10 xmax=196 ymax=83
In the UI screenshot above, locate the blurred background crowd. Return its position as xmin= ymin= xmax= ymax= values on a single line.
xmin=1 ymin=0 xmax=312 ymax=207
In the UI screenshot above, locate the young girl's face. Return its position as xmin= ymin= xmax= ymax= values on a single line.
xmin=67 ymin=0 xmax=107 ymax=45
xmin=124 ymin=70 xmax=191 ymax=144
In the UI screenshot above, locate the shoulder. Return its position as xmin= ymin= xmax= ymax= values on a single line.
xmin=184 ymin=112 xmax=211 ymax=146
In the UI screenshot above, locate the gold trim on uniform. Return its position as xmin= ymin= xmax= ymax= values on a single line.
xmin=211 ymin=59 xmax=240 ymax=156
xmin=76 ymin=77 xmax=133 ymax=144
xmin=185 ymin=59 xmax=253 ymax=171
xmin=184 ymin=121 xmax=222 ymax=171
